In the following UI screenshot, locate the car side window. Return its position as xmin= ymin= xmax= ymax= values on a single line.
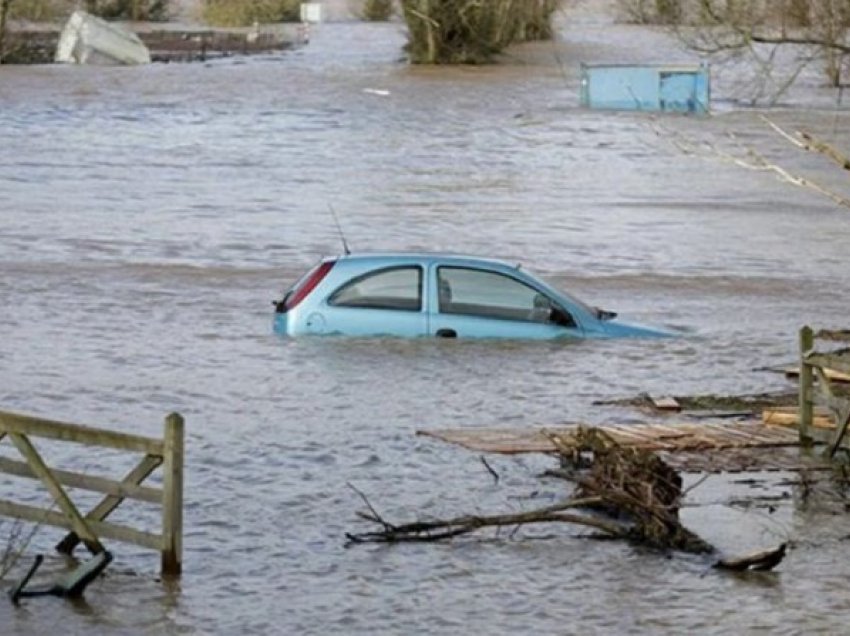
xmin=328 ymin=266 xmax=422 ymax=311
xmin=437 ymin=267 xmax=575 ymax=326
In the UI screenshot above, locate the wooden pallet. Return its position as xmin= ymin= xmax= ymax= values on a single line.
xmin=417 ymin=421 xmax=832 ymax=473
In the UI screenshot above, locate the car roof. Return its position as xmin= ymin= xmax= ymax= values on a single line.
xmin=327 ymin=252 xmax=522 ymax=271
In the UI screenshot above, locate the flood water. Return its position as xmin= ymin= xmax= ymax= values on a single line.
xmin=2 ymin=7 xmax=850 ymax=634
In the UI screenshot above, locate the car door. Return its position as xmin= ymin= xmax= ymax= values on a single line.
xmin=318 ymin=264 xmax=428 ymax=337
xmin=428 ymin=265 xmax=583 ymax=339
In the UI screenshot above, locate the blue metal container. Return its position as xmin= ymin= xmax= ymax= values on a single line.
xmin=580 ymin=63 xmax=710 ymax=114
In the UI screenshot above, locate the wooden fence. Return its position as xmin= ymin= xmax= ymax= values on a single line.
xmin=799 ymin=326 xmax=850 ymax=458
xmin=0 ymin=410 xmax=183 ymax=576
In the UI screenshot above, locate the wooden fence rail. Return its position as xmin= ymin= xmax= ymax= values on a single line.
xmin=0 ymin=410 xmax=183 ymax=576
xmin=799 ymin=326 xmax=850 ymax=457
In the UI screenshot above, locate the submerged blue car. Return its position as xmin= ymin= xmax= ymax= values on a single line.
xmin=273 ymin=253 xmax=669 ymax=340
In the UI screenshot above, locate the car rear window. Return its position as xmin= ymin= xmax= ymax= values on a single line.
xmin=282 ymin=260 xmax=335 ymax=311
xmin=328 ymin=266 xmax=422 ymax=311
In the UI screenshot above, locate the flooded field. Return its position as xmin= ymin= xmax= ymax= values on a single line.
xmin=2 ymin=6 xmax=850 ymax=634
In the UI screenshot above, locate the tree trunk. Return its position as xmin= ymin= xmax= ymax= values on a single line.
xmin=0 ymin=0 xmax=11 ymax=64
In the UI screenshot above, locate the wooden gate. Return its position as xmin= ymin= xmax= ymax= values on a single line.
xmin=0 ymin=410 xmax=184 ymax=576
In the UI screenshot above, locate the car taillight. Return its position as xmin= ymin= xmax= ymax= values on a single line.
xmin=281 ymin=260 xmax=335 ymax=312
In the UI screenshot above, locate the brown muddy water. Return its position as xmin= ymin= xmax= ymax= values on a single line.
xmin=2 ymin=9 xmax=850 ymax=635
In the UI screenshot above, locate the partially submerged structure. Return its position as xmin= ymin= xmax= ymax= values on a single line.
xmin=56 ymin=10 xmax=151 ymax=65
xmin=581 ymin=63 xmax=710 ymax=114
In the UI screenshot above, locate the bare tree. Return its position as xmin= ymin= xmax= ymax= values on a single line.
xmin=684 ymin=0 xmax=850 ymax=91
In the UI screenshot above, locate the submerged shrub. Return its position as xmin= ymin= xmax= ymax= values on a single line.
xmin=358 ymin=0 xmax=394 ymax=22
xmin=617 ymin=0 xmax=682 ymax=24
xmin=92 ymin=0 xmax=170 ymax=21
xmin=202 ymin=0 xmax=300 ymax=26
xmin=401 ymin=0 xmax=562 ymax=64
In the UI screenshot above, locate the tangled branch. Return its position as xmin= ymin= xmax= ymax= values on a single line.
xmin=346 ymin=428 xmax=713 ymax=553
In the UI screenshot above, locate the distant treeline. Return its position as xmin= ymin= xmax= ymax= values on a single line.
xmin=3 ymin=0 xmax=169 ymax=21
xmin=2 ymin=0 xmax=565 ymax=65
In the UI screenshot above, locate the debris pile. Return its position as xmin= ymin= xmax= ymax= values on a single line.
xmin=350 ymin=427 xmax=713 ymax=554
xmin=347 ymin=426 xmax=794 ymax=572
xmin=558 ymin=427 xmax=712 ymax=553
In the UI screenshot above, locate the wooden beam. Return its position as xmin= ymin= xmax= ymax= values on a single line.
xmin=650 ymin=396 xmax=681 ymax=411
xmin=785 ymin=364 xmax=850 ymax=384
xmin=814 ymin=366 xmax=835 ymax=397
xmin=0 ymin=500 xmax=161 ymax=550
xmin=805 ymin=354 xmax=850 ymax=378
xmin=55 ymin=454 xmax=162 ymax=554
xmin=825 ymin=404 xmax=850 ymax=459
xmin=8 ymin=433 xmax=104 ymax=554
xmin=815 ymin=329 xmax=850 ymax=342
xmin=0 ymin=410 xmax=163 ymax=455
xmin=0 ymin=456 xmax=161 ymax=503
xmin=161 ymin=413 xmax=184 ymax=576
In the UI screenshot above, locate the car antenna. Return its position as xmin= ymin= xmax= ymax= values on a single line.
xmin=328 ymin=203 xmax=351 ymax=255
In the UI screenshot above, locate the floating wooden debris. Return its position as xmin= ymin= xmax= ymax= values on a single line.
xmin=714 ymin=543 xmax=787 ymax=572
xmin=417 ymin=421 xmax=833 ymax=473
xmin=595 ymin=391 xmax=798 ymax=413
xmin=657 ymin=447 xmax=833 ymax=473
xmin=419 ymin=421 xmax=799 ymax=454
xmin=650 ymin=396 xmax=682 ymax=411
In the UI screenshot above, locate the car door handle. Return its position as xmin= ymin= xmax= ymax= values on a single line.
xmin=435 ymin=328 xmax=457 ymax=339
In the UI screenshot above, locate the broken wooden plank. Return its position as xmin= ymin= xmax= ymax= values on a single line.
xmin=815 ymin=329 xmax=850 ymax=342
xmin=650 ymin=396 xmax=682 ymax=412
xmin=416 ymin=428 xmax=562 ymax=454
xmin=763 ymin=407 xmax=835 ymax=430
xmin=715 ymin=543 xmax=786 ymax=571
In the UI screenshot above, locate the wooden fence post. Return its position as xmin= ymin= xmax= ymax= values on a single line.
xmin=161 ymin=412 xmax=184 ymax=576
xmin=799 ymin=326 xmax=814 ymax=446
